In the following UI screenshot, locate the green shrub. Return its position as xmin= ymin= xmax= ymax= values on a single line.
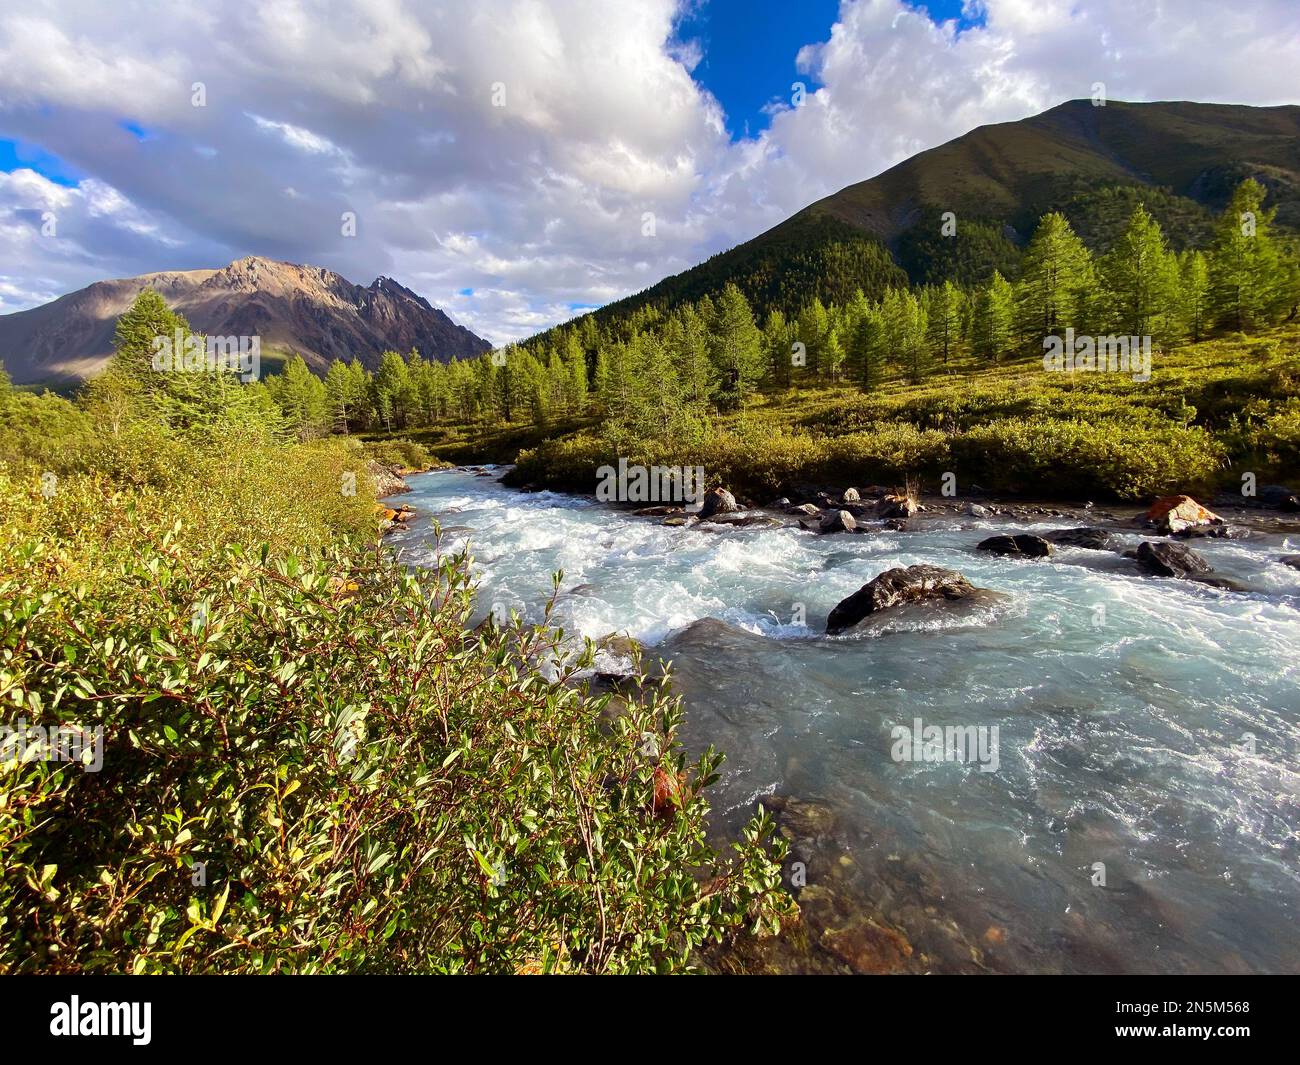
xmin=362 ymin=438 xmax=442 ymax=471
xmin=953 ymin=417 xmax=1226 ymax=499
xmin=0 ymin=474 xmax=791 ymax=974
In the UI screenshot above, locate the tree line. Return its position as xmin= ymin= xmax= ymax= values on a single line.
xmin=105 ymin=179 xmax=1297 ymax=445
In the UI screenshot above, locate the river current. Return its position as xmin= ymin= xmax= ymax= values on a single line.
xmin=389 ymin=467 xmax=1300 ymax=973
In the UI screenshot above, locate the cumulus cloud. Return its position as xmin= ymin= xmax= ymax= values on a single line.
xmin=0 ymin=0 xmax=1297 ymax=342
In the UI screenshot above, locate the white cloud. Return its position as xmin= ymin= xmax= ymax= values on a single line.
xmin=0 ymin=0 xmax=1297 ymax=343
xmin=248 ymin=114 xmax=344 ymax=155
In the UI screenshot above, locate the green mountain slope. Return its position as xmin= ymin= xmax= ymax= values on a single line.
xmin=593 ymin=99 xmax=1300 ymax=324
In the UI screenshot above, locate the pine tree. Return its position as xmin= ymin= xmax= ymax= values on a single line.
xmin=667 ymin=304 xmax=715 ymax=408
xmin=324 ymin=358 xmax=357 ymax=432
xmin=1177 ymin=251 xmax=1211 ymax=342
xmin=796 ymin=298 xmax=828 ymax=381
xmin=927 ymin=281 xmax=961 ymax=365
xmin=266 ymin=354 xmax=327 ymax=438
xmin=762 ymin=309 xmax=792 ymax=389
xmin=110 ymin=288 xmax=189 ymax=388
xmin=823 ymin=326 xmax=846 ymax=383
xmin=1099 ymin=204 xmax=1178 ymax=341
xmin=850 ymin=307 xmax=885 ymax=392
xmin=1209 ymin=178 xmax=1284 ymax=332
xmin=1015 ymin=212 xmax=1093 ymax=343
xmin=560 ymin=331 xmax=589 ymax=414
xmin=973 ymin=270 xmax=1014 ymax=363
xmin=372 ymin=351 xmax=411 ymax=431
xmin=633 ymin=332 xmax=682 ymax=437
xmin=710 ymin=283 xmax=763 ymax=410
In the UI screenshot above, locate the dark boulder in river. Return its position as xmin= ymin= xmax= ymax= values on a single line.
xmin=826 ymin=565 xmax=981 ymax=635
xmin=875 ymin=493 xmax=918 ymax=519
xmin=977 ymin=533 xmax=1054 ymax=558
xmin=1044 ymin=527 xmax=1121 ymax=551
xmin=1281 ymin=555 xmax=1300 ymax=570
xmin=1172 ymin=523 xmax=1253 ymax=540
xmin=819 ymin=509 xmax=857 ymax=535
xmin=1135 ymin=540 xmax=1213 ymax=579
xmin=698 ymin=487 xmax=737 ymax=519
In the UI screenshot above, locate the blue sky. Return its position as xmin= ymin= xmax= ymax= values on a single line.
xmin=0 ymin=137 xmax=81 ymax=187
xmin=675 ymin=1 xmax=978 ymax=138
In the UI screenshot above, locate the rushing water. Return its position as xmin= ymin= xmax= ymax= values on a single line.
xmin=389 ymin=467 xmax=1300 ymax=974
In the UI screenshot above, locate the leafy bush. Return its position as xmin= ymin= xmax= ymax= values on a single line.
xmin=953 ymin=417 xmax=1225 ymax=499
xmin=362 ymin=438 xmax=443 ymax=471
xmin=0 ymin=474 xmax=791 ymax=974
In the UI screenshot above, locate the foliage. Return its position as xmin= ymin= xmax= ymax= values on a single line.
xmin=0 ymin=293 xmax=793 ymax=974
xmin=0 ymin=472 xmax=791 ymax=973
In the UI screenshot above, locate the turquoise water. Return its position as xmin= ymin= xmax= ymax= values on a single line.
xmin=390 ymin=467 xmax=1300 ymax=973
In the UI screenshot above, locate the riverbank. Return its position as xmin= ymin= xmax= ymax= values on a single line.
xmin=376 ymin=323 xmax=1300 ymax=507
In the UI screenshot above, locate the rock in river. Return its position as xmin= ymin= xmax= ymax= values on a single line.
xmin=977 ymin=533 xmax=1054 ymax=558
xmin=876 ymin=493 xmax=918 ymax=519
xmin=698 ymin=487 xmax=738 ymax=519
xmin=1144 ymin=494 xmax=1222 ymax=535
xmin=826 ymin=565 xmax=981 ymax=635
xmin=1044 ymin=527 xmax=1121 ymax=551
xmin=819 ymin=509 xmax=857 ymax=535
xmin=1135 ymin=540 xmax=1213 ymax=578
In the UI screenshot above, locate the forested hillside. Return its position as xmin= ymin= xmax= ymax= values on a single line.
xmin=286 ymin=179 xmax=1298 ymax=502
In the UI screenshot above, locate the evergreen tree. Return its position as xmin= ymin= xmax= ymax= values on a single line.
xmin=667 ymin=304 xmax=715 ymax=408
xmin=850 ymin=307 xmax=885 ymax=392
xmin=796 ymin=298 xmax=828 ymax=381
xmin=823 ymin=326 xmax=846 ymax=383
xmin=710 ymin=283 xmax=763 ymax=410
xmin=973 ymin=270 xmax=1014 ymax=363
xmin=1099 ymin=204 xmax=1178 ymax=340
xmin=266 ymin=354 xmax=327 ymax=439
xmin=926 ymin=281 xmax=961 ymax=365
xmin=324 ymin=359 xmax=357 ymax=432
xmin=1209 ymin=178 xmax=1284 ymax=332
xmin=762 ymin=308 xmax=792 ymax=389
xmin=1015 ymin=212 xmax=1092 ymax=343
xmin=559 ymin=331 xmax=589 ymax=414
xmin=372 ymin=350 xmax=411 ymax=431
xmin=1177 ymin=251 xmax=1212 ymax=343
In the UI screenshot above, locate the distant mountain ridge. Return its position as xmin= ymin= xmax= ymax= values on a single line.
xmin=0 ymin=256 xmax=492 ymax=385
xmin=589 ymin=99 xmax=1300 ymax=327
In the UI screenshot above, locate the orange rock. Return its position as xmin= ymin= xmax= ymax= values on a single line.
xmin=1146 ymin=494 xmax=1221 ymax=533
xmin=983 ymin=925 xmax=1006 ymax=945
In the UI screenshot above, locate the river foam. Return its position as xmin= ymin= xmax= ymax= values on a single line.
xmin=391 ymin=467 xmax=1300 ymax=973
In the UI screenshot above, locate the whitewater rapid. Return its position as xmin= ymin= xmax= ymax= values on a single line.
xmin=390 ymin=467 xmax=1300 ymax=973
